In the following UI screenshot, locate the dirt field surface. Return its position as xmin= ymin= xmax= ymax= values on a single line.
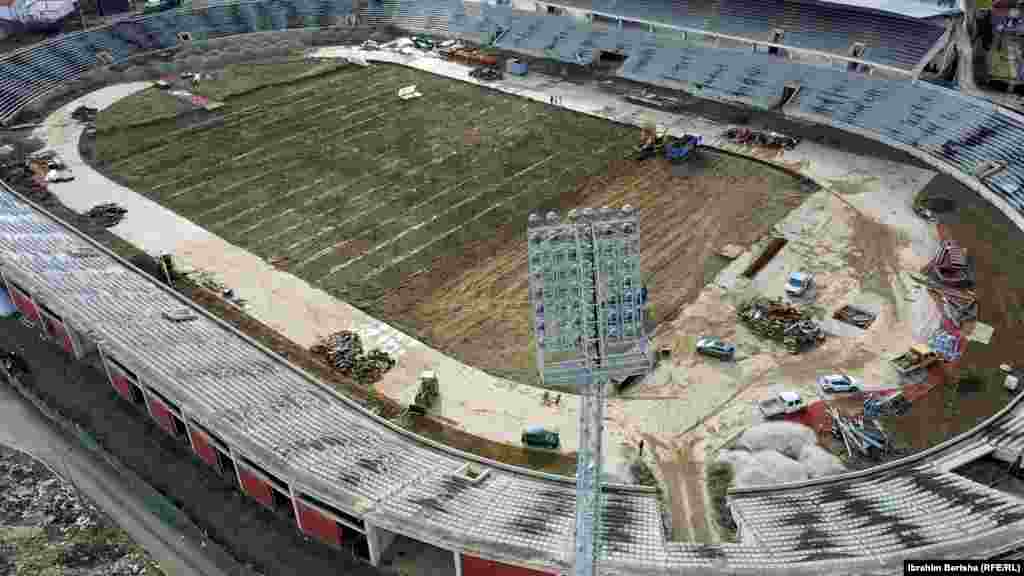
xmin=92 ymin=63 xmax=812 ymax=385
xmin=0 ymin=444 xmax=164 ymax=576
xmin=394 ymin=152 xmax=813 ymax=383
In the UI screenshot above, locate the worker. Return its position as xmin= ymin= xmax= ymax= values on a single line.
xmin=638 ymin=439 xmax=645 ymax=458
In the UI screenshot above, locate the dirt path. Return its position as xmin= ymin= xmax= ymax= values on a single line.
xmin=644 ymin=433 xmax=710 ymax=542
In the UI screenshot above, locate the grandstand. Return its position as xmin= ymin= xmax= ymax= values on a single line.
xmin=3 ymin=0 xmax=1024 ymax=574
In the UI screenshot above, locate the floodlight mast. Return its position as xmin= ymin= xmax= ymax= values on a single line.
xmin=527 ymin=206 xmax=650 ymax=576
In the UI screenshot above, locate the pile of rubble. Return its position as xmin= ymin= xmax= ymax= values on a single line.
xmin=469 ymin=65 xmax=503 ymax=81
xmin=85 ymin=203 xmax=127 ymax=228
xmin=311 ymin=331 xmax=396 ymax=384
xmin=737 ymin=297 xmax=824 ymax=354
xmin=0 ymin=445 xmax=159 ymax=575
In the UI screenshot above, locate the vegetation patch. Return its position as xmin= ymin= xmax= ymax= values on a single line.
xmin=705 ymin=461 xmax=738 ymax=541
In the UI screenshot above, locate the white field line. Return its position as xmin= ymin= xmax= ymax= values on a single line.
xmin=174 ymin=157 xmax=305 ymax=207
xmin=260 ymin=103 xmax=524 ymax=255
xmin=210 ymin=176 xmax=329 ymax=232
xmin=108 ymin=68 xmax=404 ymax=172
xmin=241 ymin=100 xmax=484 ymax=239
xmin=270 ymin=103 xmax=516 ymax=255
xmin=286 ymin=111 xmax=545 ymax=269
xmin=360 ymin=146 xmax=613 ymax=281
xmin=148 ymin=79 xmax=422 ymax=193
xmin=197 ymin=110 xmax=401 ymax=228
xmin=312 ymin=153 xmax=559 ymax=283
xmin=279 ymin=105 xmax=536 ymax=259
xmin=251 ymin=158 xmax=405 ymax=248
xmin=205 ymin=94 xmax=479 ymax=234
xmin=158 ymin=106 xmax=392 ymax=210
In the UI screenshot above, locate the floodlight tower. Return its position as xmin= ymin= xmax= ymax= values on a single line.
xmin=527 ymin=206 xmax=652 ymax=576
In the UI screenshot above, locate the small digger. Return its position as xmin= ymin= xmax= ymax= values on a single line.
xmin=633 ymin=122 xmax=701 ymax=163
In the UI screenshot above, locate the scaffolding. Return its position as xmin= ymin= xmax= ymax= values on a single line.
xmin=527 ymin=206 xmax=652 ymax=576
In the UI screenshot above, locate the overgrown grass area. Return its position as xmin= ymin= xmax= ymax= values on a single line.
xmin=989 ymin=43 xmax=1015 ymax=80
xmin=93 ymin=62 xmax=635 ymax=314
xmin=705 ymin=461 xmax=738 ymax=542
xmin=885 ymin=177 xmax=1023 ymax=452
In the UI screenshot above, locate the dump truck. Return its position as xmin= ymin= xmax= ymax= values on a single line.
xmin=890 ymin=344 xmax=941 ymax=375
xmin=759 ymin=391 xmax=805 ymax=419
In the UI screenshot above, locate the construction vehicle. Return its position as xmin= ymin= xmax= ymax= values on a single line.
xmin=665 ymin=134 xmax=702 ymax=164
xmin=759 ymin=391 xmax=805 ymax=419
xmin=521 ymin=425 xmax=560 ymax=449
xmin=414 ymin=370 xmax=439 ymax=410
xmin=890 ymin=344 xmax=942 ymax=375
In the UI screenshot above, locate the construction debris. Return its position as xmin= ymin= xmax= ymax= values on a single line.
xmin=70 ymin=105 xmax=98 ymax=123
xmin=827 ymin=405 xmax=891 ymax=459
xmin=310 ymin=331 xmax=396 ymax=384
xmin=929 ymin=330 xmax=963 ymax=361
xmin=737 ymin=297 xmax=824 ymax=354
xmin=85 ymin=202 xmax=127 ymax=228
xmin=469 ymin=65 xmax=503 ymax=81
xmin=942 ymin=293 xmax=978 ymax=328
xmin=722 ymin=127 xmax=800 ymax=150
xmin=863 ymin=392 xmax=912 ymax=418
xmin=926 ymin=240 xmax=974 ymax=288
xmin=313 ymin=330 xmax=363 ymax=372
xmin=832 ymin=305 xmax=876 ymax=329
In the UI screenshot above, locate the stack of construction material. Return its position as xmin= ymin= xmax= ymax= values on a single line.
xmin=312 ymin=331 xmax=364 ymax=372
xmin=310 ymin=332 xmax=396 ymax=384
xmin=827 ymin=406 xmax=890 ymax=459
xmin=927 ymin=240 xmax=974 ymax=288
xmin=929 ymin=330 xmax=963 ymax=361
xmin=737 ymin=297 xmax=824 ymax=354
xmin=354 ymin=349 xmax=396 ymax=384
xmin=942 ymin=294 xmax=978 ymax=328
xmin=85 ymin=203 xmax=127 ymax=228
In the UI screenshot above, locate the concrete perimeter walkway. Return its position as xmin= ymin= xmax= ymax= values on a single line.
xmin=36 ymin=46 xmax=939 ymax=482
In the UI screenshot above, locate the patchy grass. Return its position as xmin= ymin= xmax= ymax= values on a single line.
xmin=93 ymin=88 xmax=191 ymax=131
xmin=990 ymin=42 xmax=1014 ymax=80
xmin=705 ymin=461 xmax=738 ymax=542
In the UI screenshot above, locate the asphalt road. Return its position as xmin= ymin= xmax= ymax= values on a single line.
xmin=0 ymin=326 xmax=241 ymax=576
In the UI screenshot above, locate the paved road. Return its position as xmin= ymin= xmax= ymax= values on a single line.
xmin=0 ymin=331 xmax=241 ymax=576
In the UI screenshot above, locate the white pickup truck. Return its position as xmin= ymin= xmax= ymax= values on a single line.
xmin=759 ymin=391 xmax=806 ymax=419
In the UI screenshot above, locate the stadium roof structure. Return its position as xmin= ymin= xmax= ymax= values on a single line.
xmin=801 ymin=0 xmax=960 ymax=19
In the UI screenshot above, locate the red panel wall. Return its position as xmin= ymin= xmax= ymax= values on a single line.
xmin=10 ymin=287 xmax=39 ymax=324
xmin=43 ymin=315 xmax=74 ymax=355
xmin=106 ymin=362 xmax=134 ymax=401
xmin=297 ymin=501 xmax=342 ymax=547
xmin=147 ymin=396 xmax=176 ymax=435
xmin=189 ymin=427 xmax=219 ymax=469
xmin=238 ymin=466 xmax=274 ymax=508
xmin=461 ymin=555 xmax=554 ymax=576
